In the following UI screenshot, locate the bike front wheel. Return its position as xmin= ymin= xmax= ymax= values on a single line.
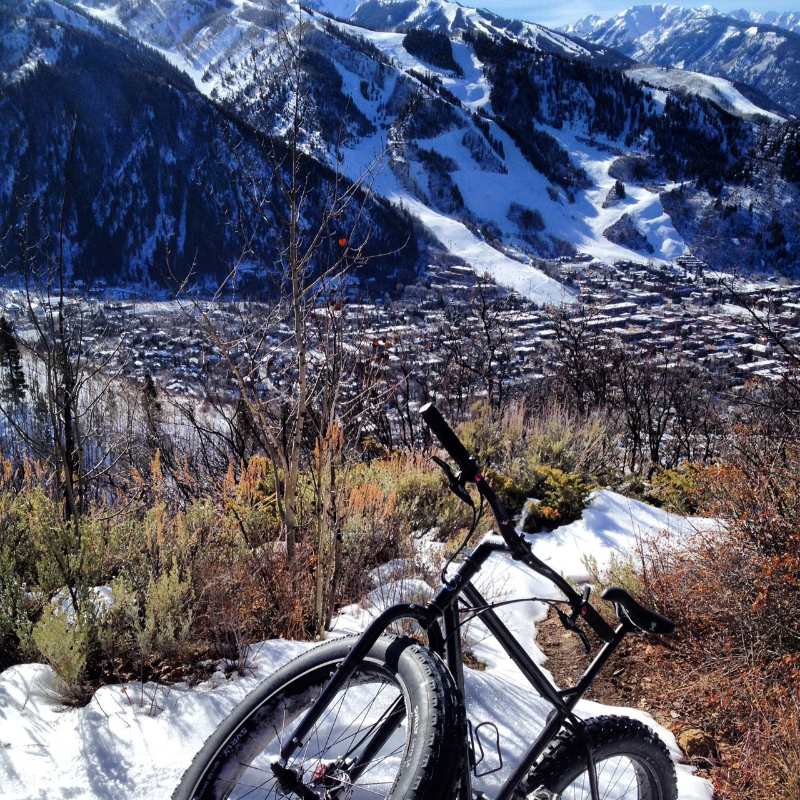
xmin=519 ymin=715 xmax=678 ymax=800
xmin=172 ymin=634 xmax=466 ymax=800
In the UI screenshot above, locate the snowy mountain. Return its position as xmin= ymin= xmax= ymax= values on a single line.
xmin=561 ymin=4 xmax=800 ymax=117
xmin=1 ymin=0 xmax=799 ymax=296
xmin=727 ymin=8 xmax=800 ymax=34
xmin=326 ymin=0 xmax=623 ymax=63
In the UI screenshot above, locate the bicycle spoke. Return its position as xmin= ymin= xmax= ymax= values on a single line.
xmin=598 ymin=757 xmax=637 ymax=799
xmin=209 ymin=671 xmax=412 ymax=800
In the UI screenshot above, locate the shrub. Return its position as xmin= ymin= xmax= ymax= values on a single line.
xmin=620 ymin=428 xmax=800 ymax=799
xmin=0 ymin=484 xmax=110 ymax=671
xmin=582 ymin=549 xmax=645 ymax=600
xmin=142 ymin=563 xmax=193 ymax=661
xmin=483 ymin=468 xmax=527 ymax=517
xmin=521 ymin=466 xmax=591 ymax=533
xmin=457 ymin=403 xmax=525 ymax=474
xmin=32 ymin=601 xmax=90 ymax=703
xmin=192 ymin=541 xmax=310 ymax=669
xmin=0 ymin=532 xmax=36 ymax=669
xmin=650 ymin=462 xmax=701 ymax=514
xmin=338 ymin=455 xmax=422 ymax=606
xmin=394 ymin=467 xmax=448 ymax=531
xmin=521 ymin=403 xmax=616 ymax=483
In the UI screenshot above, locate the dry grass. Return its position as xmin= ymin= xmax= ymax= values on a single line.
xmin=617 ymin=440 xmax=800 ymax=800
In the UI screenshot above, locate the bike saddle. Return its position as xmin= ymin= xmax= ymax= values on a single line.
xmin=601 ymin=587 xmax=675 ymax=634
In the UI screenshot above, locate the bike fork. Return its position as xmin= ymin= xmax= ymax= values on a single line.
xmin=275 ymin=602 xmax=439 ymax=766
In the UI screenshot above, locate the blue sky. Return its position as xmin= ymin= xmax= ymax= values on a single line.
xmin=478 ymin=2 xmax=798 ymax=30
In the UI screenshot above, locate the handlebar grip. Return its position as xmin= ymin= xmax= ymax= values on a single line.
xmin=579 ymin=601 xmax=615 ymax=643
xmin=419 ymin=402 xmax=477 ymax=480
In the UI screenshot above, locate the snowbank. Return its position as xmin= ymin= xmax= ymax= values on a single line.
xmin=530 ymin=488 xmax=716 ymax=581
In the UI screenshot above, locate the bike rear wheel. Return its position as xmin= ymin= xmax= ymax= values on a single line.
xmin=172 ymin=634 xmax=465 ymax=800
xmin=519 ymin=715 xmax=678 ymax=800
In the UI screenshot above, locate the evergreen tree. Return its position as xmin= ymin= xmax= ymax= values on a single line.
xmin=0 ymin=316 xmax=26 ymax=405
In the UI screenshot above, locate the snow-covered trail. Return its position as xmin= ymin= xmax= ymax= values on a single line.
xmin=0 ymin=491 xmax=714 ymax=800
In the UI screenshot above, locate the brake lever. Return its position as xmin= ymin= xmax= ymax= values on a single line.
xmin=555 ymin=606 xmax=591 ymax=655
xmin=431 ymin=456 xmax=475 ymax=508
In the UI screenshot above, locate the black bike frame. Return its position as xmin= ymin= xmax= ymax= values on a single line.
xmin=274 ymin=403 xmax=637 ymax=800
xmin=275 ymin=534 xmax=634 ymax=800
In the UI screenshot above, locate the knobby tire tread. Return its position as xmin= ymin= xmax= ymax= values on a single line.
xmin=519 ymin=715 xmax=678 ymax=800
xmin=172 ymin=634 xmax=466 ymax=800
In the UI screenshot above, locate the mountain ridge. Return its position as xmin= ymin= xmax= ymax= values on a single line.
xmin=561 ymin=4 xmax=800 ymax=117
xmin=1 ymin=0 xmax=799 ymax=299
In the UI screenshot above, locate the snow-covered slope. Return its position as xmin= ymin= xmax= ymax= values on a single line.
xmin=627 ymin=65 xmax=786 ymax=122
xmin=0 ymin=490 xmax=715 ymax=800
xmin=65 ymin=0 xmax=800 ymax=277
xmin=3 ymin=0 xmax=799 ymax=293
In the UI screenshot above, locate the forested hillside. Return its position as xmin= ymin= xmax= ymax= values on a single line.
xmin=2 ymin=0 xmax=800 ymax=289
xmin=0 ymin=3 xmax=426 ymax=291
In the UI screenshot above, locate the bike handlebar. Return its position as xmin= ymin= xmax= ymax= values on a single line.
xmin=420 ymin=402 xmax=616 ymax=643
xmin=420 ymin=403 xmax=477 ymax=481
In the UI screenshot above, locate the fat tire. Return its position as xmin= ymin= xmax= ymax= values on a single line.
xmin=172 ymin=634 xmax=466 ymax=800
xmin=519 ymin=715 xmax=677 ymax=800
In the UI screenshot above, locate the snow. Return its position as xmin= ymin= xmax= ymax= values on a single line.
xmin=627 ymin=65 xmax=785 ymax=123
xmin=401 ymin=195 xmax=576 ymax=305
xmin=0 ymin=489 xmax=714 ymax=800
xmin=527 ymin=489 xmax=716 ymax=582
xmin=0 ymin=643 xmax=311 ymax=800
xmin=72 ymin=2 xmax=124 ymax=29
xmin=449 ymin=42 xmax=492 ymax=111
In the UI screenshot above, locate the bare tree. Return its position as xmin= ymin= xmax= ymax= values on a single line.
xmin=0 ymin=122 xmax=131 ymax=522
xmin=181 ymin=4 xmax=389 ymax=635
xmin=547 ymin=304 xmax=615 ymax=414
xmin=0 ymin=119 xmax=136 ymax=619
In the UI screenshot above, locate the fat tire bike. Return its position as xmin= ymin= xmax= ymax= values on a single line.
xmin=173 ymin=403 xmax=679 ymax=800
